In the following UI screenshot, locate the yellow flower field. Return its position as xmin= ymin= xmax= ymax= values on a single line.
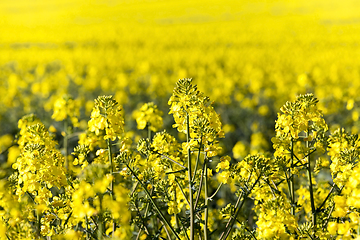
xmin=1 ymin=0 xmax=360 ymax=239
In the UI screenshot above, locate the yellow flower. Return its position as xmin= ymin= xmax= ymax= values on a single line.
xmin=216 ymin=156 xmax=230 ymax=172
xmin=51 ymin=95 xmax=80 ymax=127
xmin=133 ymin=102 xmax=163 ymax=132
xmin=327 ymin=222 xmax=338 ymax=235
xmin=88 ymin=95 xmax=125 ymax=141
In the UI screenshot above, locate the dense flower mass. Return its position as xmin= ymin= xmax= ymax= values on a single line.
xmin=1 ymin=0 xmax=360 ymax=239
xmin=88 ymin=95 xmax=125 ymax=141
xmin=52 ymin=95 xmax=80 ymax=127
xmin=133 ymin=102 xmax=163 ymax=132
xmin=169 ymin=78 xmax=224 ymax=157
xmin=2 ymin=77 xmax=360 ymax=239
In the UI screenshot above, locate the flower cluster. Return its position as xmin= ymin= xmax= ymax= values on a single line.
xmin=52 ymin=95 xmax=80 ymax=127
xmin=133 ymin=102 xmax=163 ymax=132
xmin=5 ymin=74 xmax=360 ymax=240
xmin=88 ymin=95 xmax=125 ymax=141
xmin=12 ymin=120 xmax=67 ymax=200
xmin=71 ymin=164 xmax=131 ymax=238
xmin=169 ymin=78 xmax=224 ymax=157
xmin=272 ymin=94 xmax=328 ymax=159
xmin=255 ymin=195 xmax=297 ymax=239
xmin=328 ymin=128 xmax=360 ymax=186
xmin=11 ymin=115 xmax=69 ymax=236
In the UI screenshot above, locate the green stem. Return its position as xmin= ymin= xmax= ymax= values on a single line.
xmin=322 ymin=203 xmax=335 ymax=231
xmin=136 ymin=187 xmax=153 ymax=239
xmin=208 ymin=183 xmax=223 ymax=200
xmin=134 ymin=203 xmax=150 ymax=240
xmin=175 ymin=179 xmax=191 ymax=207
xmin=174 ymin=189 xmax=179 ymax=229
xmin=317 ymin=182 xmax=336 ymax=212
xmin=148 ymin=124 xmax=152 ymax=140
xmin=85 ymin=216 xmax=90 ymax=240
xmin=156 ymin=152 xmax=187 ymax=169
xmin=177 ymin=214 xmax=190 ymax=240
xmin=186 ymin=113 xmax=195 ymax=240
xmin=219 ymin=174 xmax=262 ymax=240
xmin=98 ymin=194 xmax=104 ymax=239
xmin=194 ymin=165 xmax=205 ymax=210
xmin=306 ymin=131 xmax=316 ymax=235
xmin=283 ymin=166 xmax=293 ymax=205
xmin=64 ymin=119 xmax=69 ymax=170
xmin=126 ymin=163 xmax=181 ymax=240
xmin=160 ymin=220 xmax=172 ymax=240
xmin=204 ymin=155 xmax=209 ymax=240
xmin=192 ymin=138 xmax=202 ymax=182
xmin=290 ymin=140 xmax=295 ymax=216
xmin=107 ymin=138 xmax=116 ymax=236
xmin=36 ymin=209 xmax=41 ymax=238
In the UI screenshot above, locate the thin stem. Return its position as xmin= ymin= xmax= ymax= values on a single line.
xmin=235 ymin=219 xmax=257 ymax=240
xmin=174 ymin=179 xmax=202 ymax=221
xmin=107 ymin=138 xmax=116 ymax=236
xmin=134 ymin=203 xmax=150 ymax=240
xmin=98 ymin=194 xmax=104 ymax=239
xmin=148 ymin=124 xmax=152 ymax=140
xmin=175 ymin=179 xmax=191 ymax=207
xmin=126 ymin=163 xmax=181 ymax=240
xmin=322 ymin=204 xmax=335 ymax=231
xmin=219 ymin=174 xmax=262 ymax=240
xmin=36 ymin=209 xmax=41 ymax=238
xmin=0 ymin=143 xmax=14 ymax=156
xmin=63 ymin=211 xmax=72 ymax=227
xmin=264 ymin=179 xmax=277 ymax=198
xmin=85 ymin=216 xmax=90 ymax=240
xmin=322 ymin=185 xmax=344 ymax=231
xmin=316 ymin=182 xmax=336 ymax=212
xmin=306 ymin=130 xmax=316 ymax=235
xmin=290 ymin=140 xmax=295 ymax=216
xmin=219 ymin=192 xmax=244 ymax=240
xmin=204 ymin=155 xmax=209 ymax=240
xmin=136 ymin=187 xmax=154 ymax=239
xmin=160 ymin=220 xmax=172 ymax=240
xmin=177 ymin=214 xmax=190 ymax=240
xmin=131 ymin=181 xmax=139 ymax=196
xmin=186 ymin=113 xmax=194 ymax=240
xmin=64 ymin=119 xmax=69 ymax=170
xmin=292 ymin=149 xmax=316 ymax=167
xmin=208 ymin=183 xmax=223 ymax=200
xmin=194 ymin=155 xmax=206 ymax=210
xmin=192 ymin=138 xmax=202 ymax=182
xmin=283 ymin=165 xmax=293 ymax=205
xmin=156 ymin=152 xmax=187 ymax=169
xmin=26 ymin=191 xmax=35 ymax=204
xmin=174 ymin=189 xmax=179 ymax=229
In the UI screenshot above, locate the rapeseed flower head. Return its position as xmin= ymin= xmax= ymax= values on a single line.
xmin=51 ymin=95 xmax=80 ymax=127
xmin=328 ymin=128 xmax=360 ymax=186
xmin=134 ymin=102 xmax=163 ymax=132
xmin=88 ymin=95 xmax=124 ymax=141
xmin=272 ymin=94 xmax=328 ymax=160
xmin=12 ymin=121 xmax=67 ymax=201
xmin=169 ymin=78 xmax=224 ymax=157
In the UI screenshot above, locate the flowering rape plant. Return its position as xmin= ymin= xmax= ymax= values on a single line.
xmin=51 ymin=94 xmax=81 ymax=170
xmin=3 ymin=78 xmax=360 ymax=240
xmin=133 ymin=102 xmax=163 ymax=133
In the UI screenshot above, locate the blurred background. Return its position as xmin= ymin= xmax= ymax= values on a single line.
xmin=1 ymin=0 xmax=360 ymax=160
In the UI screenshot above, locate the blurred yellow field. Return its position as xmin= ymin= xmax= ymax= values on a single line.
xmin=1 ymin=0 xmax=360 ymax=115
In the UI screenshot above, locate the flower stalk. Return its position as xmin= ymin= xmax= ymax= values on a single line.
xmin=186 ymin=113 xmax=195 ymax=240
